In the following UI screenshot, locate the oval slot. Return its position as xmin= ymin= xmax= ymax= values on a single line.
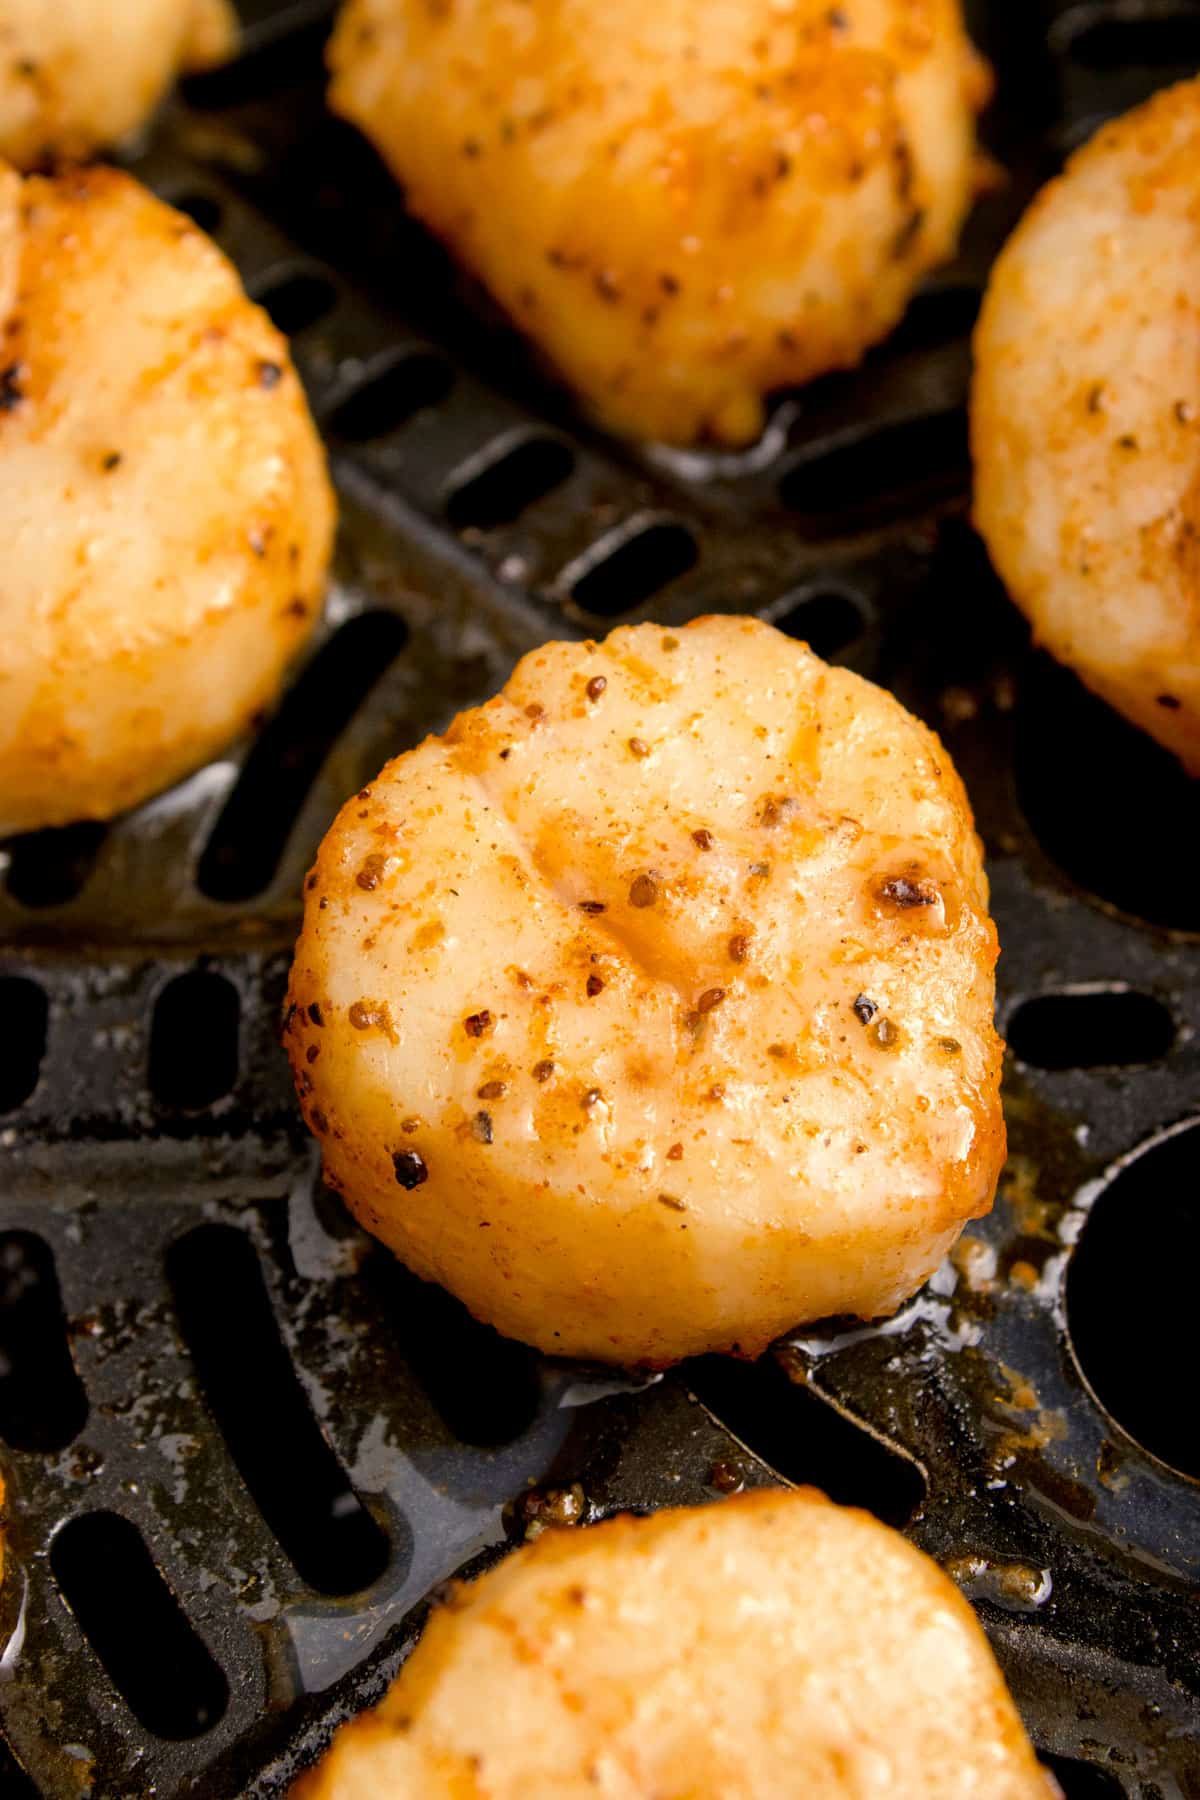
xmin=197 ymin=609 xmax=409 ymax=903
xmin=0 ymin=1232 xmax=88 ymax=1453
xmin=689 ymin=1354 xmax=926 ymax=1528
xmin=569 ymin=522 xmax=698 ymax=618
xmin=51 ymin=1511 xmax=229 ymax=1740
xmin=1008 ymin=990 xmax=1174 ymax=1071
xmin=149 ymin=971 xmax=240 ymax=1110
xmin=1066 ymin=1122 xmax=1200 ymax=1480
xmin=771 ymin=589 xmax=866 ymax=660
xmin=0 ymin=978 xmax=48 ymax=1113
xmin=326 ymin=352 xmax=454 ymax=441
xmin=167 ymin=1224 xmax=389 ymax=1594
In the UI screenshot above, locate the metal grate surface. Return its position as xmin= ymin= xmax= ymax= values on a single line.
xmin=2 ymin=2 xmax=1200 ymax=1794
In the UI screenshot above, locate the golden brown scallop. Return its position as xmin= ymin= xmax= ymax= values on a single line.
xmin=0 ymin=0 xmax=235 ymax=169
xmin=0 ymin=162 xmax=335 ymax=834
xmin=285 ymin=616 xmax=1004 ymax=1366
xmin=328 ymin=0 xmax=989 ymax=445
xmin=293 ymin=1488 xmax=1053 ymax=1799
xmin=972 ymin=77 xmax=1200 ymax=773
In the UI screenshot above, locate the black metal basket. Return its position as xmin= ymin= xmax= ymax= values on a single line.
xmin=2 ymin=2 xmax=1199 ymax=1793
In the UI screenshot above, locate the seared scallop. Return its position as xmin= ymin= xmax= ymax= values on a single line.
xmin=293 ymin=1488 xmax=1052 ymax=1798
xmin=328 ymin=0 xmax=989 ymax=445
xmin=0 ymin=0 xmax=235 ymax=168
xmin=0 ymin=162 xmax=335 ymax=834
xmin=972 ymin=77 xmax=1200 ymax=773
xmin=285 ymin=616 xmax=1004 ymax=1366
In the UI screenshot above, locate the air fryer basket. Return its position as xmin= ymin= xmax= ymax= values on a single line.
xmin=2 ymin=1 xmax=1199 ymax=1793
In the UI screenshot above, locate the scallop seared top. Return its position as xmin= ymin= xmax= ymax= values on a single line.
xmin=0 ymin=0 xmax=236 ymax=168
xmin=972 ymin=77 xmax=1200 ymax=772
xmin=0 ymin=163 xmax=335 ymax=833
xmin=293 ymin=1489 xmax=1051 ymax=1799
xmin=286 ymin=617 xmax=1004 ymax=1365
xmin=329 ymin=0 xmax=988 ymax=444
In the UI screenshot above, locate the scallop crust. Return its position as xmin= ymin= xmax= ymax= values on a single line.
xmin=0 ymin=163 xmax=335 ymax=833
xmin=328 ymin=0 xmax=988 ymax=445
xmin=293 ymin=1488 xmax=1051 ymax=1799
xmin=285 ymin=616 xmax=1004 ymax=1366
xmin=0 ymin=0 xmax=235 ymax=168
xmin=972 ymin=77 xmax=1200 ymax=774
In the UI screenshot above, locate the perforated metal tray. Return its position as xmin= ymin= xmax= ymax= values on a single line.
xmin=2 ymin=2 xmax=1200 ymax=1794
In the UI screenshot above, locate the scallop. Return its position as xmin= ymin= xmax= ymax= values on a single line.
xmin=328 ymin=0 xmax=989 ymax=445
xmin=285 ymin=616 xmax=1004 ymax=1365
xmin=972 ymin=76 xmax=1200 ymax=773
xmin=292 ymin=1488 xmax=1052 ymax=1798
xmin=0 ymin=162 xmax=335 ymax=834
xmin=0 ymin=0 xmax=235 ymax=168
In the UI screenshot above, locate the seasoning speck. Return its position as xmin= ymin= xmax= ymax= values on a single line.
xmin=692 ymin=828 xmax=714 ymax=850
xmin=628 ymin=737 xmax=650 ymax=758
xmin=586 ymin=973 xmax=605 ymax=997
xmin=257 ymin=359 xmax=283 ymax=389
xmin=938 ymin=1036 xmax=962 ymax=1055
xmin=464 ymin=1010 xmax=492 ymax=1038
xmin=307 ymin=1003 xmax=324 ymax=1026
xmin=657 ymin=1193 xmax=687 ymax=1211
xmin=477 ymin=1079 xmax=507 ymax=1099
xmin=578 ymin=899 xmax=607 ymax=913
xmin=728 ymin=933 xmax=751 ymax=963
xmin=586 ymin=675 xmax=607 ymax=701
xmin=852 ymin=994 xmax=878 ymax=1025
xmin=392 ymin=1149 xmax=428 ymax=1190
xmin=697 ymin=987 xmax=725 ymax=1013
xmin=583 ymin=1087 xmax=603 ymax=1109
xmin=629 ymin=873 xmax=659 ymax=908
xmin=356 ymin=852 xmax=387 ymax=891
xmin=533 ymin=1059 xmax=555 ymax=1082
xmin=878 ymin=876 xmax=938 ymax=909
xmin=873 ymin=1017 xmax=901 ymax=1049
xmin=471 ymin=1111 xmax=494 ymax=1144
xmin=0 ymin=363 xmax=25 ymax=412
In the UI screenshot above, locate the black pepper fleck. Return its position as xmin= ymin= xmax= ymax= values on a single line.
xmin=392 ymin=1149 xmax=429 ymax=1189
xmin=852 ymin=994 xmax=878 ymax=1025
xmin=471 ymin=1111 xmax=494 ymax=1144
xmin=0 ymin=363 xmax=25 ymax=412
